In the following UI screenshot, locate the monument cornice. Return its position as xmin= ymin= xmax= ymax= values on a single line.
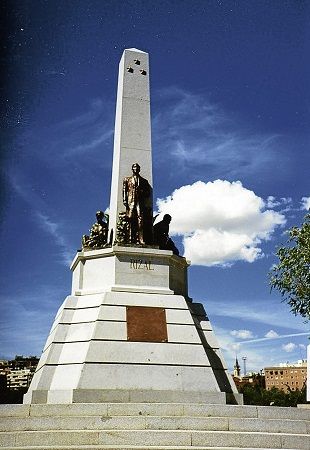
xmin=70 ymin=245 xmax=190 ymax=272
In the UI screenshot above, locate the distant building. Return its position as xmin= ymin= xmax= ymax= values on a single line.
xmin=233 ymin=357 xmax=241 ymax=377
xmin=8 ymin=355 xmax=39 ymax=371
xmin=264 ymin=360 xmax=307 ymax=393
xmin=233 ymin=372 xmax=265 ymax=390
xmin=7 ymin=369 xmax=33 ymax=389
xmin=232 ymin=358 xmax=265 ymax=390
xmin=0 ymin=356 xmax=39 ymax=391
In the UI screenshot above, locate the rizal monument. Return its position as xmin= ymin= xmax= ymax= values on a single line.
xmin=2 ymin=49 xmax=309 ymax=450
xmin=24 ymin=48 xmax=240 ymax=406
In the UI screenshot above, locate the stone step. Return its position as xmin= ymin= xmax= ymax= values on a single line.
xmin=1 ymin=403 xmax=309 ymax=421
xmin=0 ymin=447 xmax=289 ymax=450
xmin=0 ymin=430 xmax=309 ymax=449
xmin=0 ymin=415 xmax=308 ymax=435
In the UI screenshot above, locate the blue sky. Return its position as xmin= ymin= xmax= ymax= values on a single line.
xmin=1 ymin=0 xmax=309 ymax=372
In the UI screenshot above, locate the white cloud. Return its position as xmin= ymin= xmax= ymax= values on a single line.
xmin=301 ymin=196 xmax=310 ymax=210
xmin=230 ymin=329 xmax=254 ymax=339
xmin=266 ymin=196 xmax=280 ymax=208
xmin=265 ymin=330 xmax=279 ymax=339
xmin=9 ymin=173 xmax=73 ymax=266
xmin=153 ymin=87 xmax=283 ymax=179
xmin=214 ymin=326 xmax=267 ymax=372
xmin=0 ymin=286 xmax=65 ymax=359
xmin=64 ymin=129 xmax=113 ymax=156
xmin=266 ymin=196 xmax=292 ymax=209
xmin=35 ymin=213 xmax=72 ymax=265
xmin=282 ymin=342 xmax=297 ymax=353
xmin=204 ymin=298 xmax=309 ymax=332
xmin=239 ymin=332 xmax=309 ymax=345
xmin=214 ymin=322 xmax=308 ymax=373
xmin=156 ymin=179 xmax=285 ymax=266
xmin=22 ymin=97 xmax=114 ymax=167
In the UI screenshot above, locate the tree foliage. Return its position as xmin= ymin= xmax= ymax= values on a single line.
xmin=269 ymin=213 xmax=310 ymax=320
xmin=240 ymin=383 xmax=306 ymax=407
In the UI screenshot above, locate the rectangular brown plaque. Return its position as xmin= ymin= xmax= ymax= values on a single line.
xmin=126 ymin=306 xmax=168 ymax=342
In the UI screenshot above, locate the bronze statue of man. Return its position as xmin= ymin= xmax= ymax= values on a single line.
xmin=123 ymin=163 xmax=151 ymax=245
xmin=153 ymin=214 xmax=179 ymax=255
xmin=82 ymin=211 xmax=108 ymax=249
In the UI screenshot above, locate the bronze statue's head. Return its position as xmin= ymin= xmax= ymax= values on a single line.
xmin=96 ymin=210 xmax=105 ymax=221
xmin=163 ymin=214 xmax=172 ymax=224
xmin=132 ymin=163 xmax=140 ymax=175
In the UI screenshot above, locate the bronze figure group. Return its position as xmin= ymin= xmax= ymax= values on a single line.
xmin=82 ymin=163 xmax=179 ymax=255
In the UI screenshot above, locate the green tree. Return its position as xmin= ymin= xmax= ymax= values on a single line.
xmin=239 ymin=383 xmax=306 ymax=407
xmin=269 ymin=213 xmax=310 ymax=320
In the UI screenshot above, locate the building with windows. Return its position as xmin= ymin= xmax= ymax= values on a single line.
xmin=0 ymin=356 xmax=39 ymax=391
xmin=6 ymin=369 xmax=33 ymax=389
xmin=264 ymin=360 xmax=307 ymax=393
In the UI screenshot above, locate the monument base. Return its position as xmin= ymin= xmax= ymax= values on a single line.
xmin=25 ymin=388 xmax=240 ymax=405
xmin=24 ymin=247 xmax=240 ymax=405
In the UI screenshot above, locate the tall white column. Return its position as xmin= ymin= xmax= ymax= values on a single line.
xmin=109 ymin=48 xmax=153 ymax=242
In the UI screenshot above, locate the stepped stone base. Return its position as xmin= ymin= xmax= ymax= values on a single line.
xmin=0 ymin=402 xmax=309 ymax=449
xmin=24 ymin=247 xmax=240 ymax=406
xmin=24 ymin=389 xmax=235 ymax=405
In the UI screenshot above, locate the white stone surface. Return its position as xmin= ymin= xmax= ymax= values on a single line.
xmin=45 ymin=323 xmax=207 ymax=345
xmin=71 ymin=260 xmax=83 ymax=293
xmin=166 ymin=308 xmax=194 ymax=324
xmin=111 ymin=284 xmax=173 ymax=295
xmin=228 ymin=416 xmax=308 ymax=434
xmin=66 ymin=322 xmax=96 ymax=341
xmin=71 ymin=308 xmax=99 ymax=323
xmin=201 ymin=329 xmax=220 ymax=348
xmin=26 ymin=286 xmax=238 ymax=402
xmin=52 ymin=309 xmax=75 ymax=327
xmin=167 ymin=324 xmax=201 ymax=344
xmin=84 ymin=341 xmax=209 ymax=366
xmin=71 ymin=246 xmax=189 ymax=297
xmin=49 ymin=365 xmax=83 ymax=390
xmin=69 ymin=294 xmax=102 ymax=308
xmin=98 ymin=305 xmax=126 ymax=321
xmin=43 ymin=326 xmax=58 ymax=351
xmin=75 ymin=254 xmax=115 ymax=293
xmin=1 ymin=401 xmax=310 ymax=449
xmin=114 ymin=254 xmax=169 ymax=290
xmin=58 ymin=292 xmax=188 ymax=311
xmin=108 ymin=49 xmax=152 ymax=239
xmin=31 ymin=365 xmax=57 ymax=390
xmin=46 ymin=342 xmax=89 ymax=365
xmin=98 ymin=429 xmax=191 ymax=446
xmin=47 ymin=389 xmax=73 ymax=404
xmin=191 ymin=431 xmax=282 ymax=448
xmin=76 ymin=364 xmax=219 ymax=391
xmin=7 ymin=401 xmax=306 ymax=420
xmin=92 ymin=321 xmax=127 ymax=340
xmin=103 ymin=291 xmax=188 ymax=309
xmin=195 ymin=319 xmax=213 ymax=331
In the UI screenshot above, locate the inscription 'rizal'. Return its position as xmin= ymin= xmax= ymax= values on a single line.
xmin=130 ymin=259 xmax=154 ymax=270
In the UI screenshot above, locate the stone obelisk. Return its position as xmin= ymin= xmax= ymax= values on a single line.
xmin=109 ymin=48 xmax=152 ymax=243
xmin=24 ymin=49 xmax=241 ymax=405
